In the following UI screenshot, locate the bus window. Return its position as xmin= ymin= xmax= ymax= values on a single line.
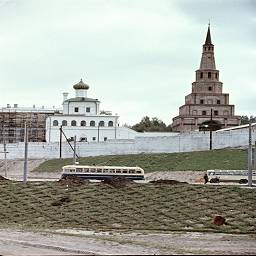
xmin=97 ymin=169 xmax=102 ymax=173
xmin=136 ymin=170 xmax=141 ymax=174
xmin=116 ymin=170 xmax=121 ymax=173
xmin=90 ymin=169 xmax=96 ymax=173
xmin=123 ymin=170 xmax=128 ymax=173
xmin=84 ymin=168 xmax=89 ymax=172
xmin=129 ymin=170 xmax=135 ymax=174
xmin=76 ymin=168 xmax=82 ymax=172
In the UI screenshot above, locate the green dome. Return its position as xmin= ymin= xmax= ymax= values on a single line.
xmin=73 ymin=79 xmax=89 ymax=90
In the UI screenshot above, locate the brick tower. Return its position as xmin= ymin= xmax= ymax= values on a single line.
xmin=172 ymin=25 xmax=241 ymax=132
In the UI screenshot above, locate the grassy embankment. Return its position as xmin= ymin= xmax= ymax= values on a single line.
xmin=0 ymin=181 xmax=255 ymax=233
xmin=34 ymin=148 xmax=247 ymax=173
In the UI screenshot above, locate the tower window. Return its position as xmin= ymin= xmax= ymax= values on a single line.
xmin=202 ymin=111 xmax=207 ymax=115
xmin=74 ymin=107 xmax=79 ymax=113
xmin=200 ymin=72 xmax=203 ymax=78
xmin=200 ymin=99 xmax=204 ymax=104
xmin=217 ymin=100 xmax=221 ymax=104
xmin=208 ymin=72 xmax=211 ymax=78
xmin=208 ymin=86 xmax=212 ymax=91
xmin=208 ymin=47 xmax=211 ymax=50
xmin=215 ymin=73 xmax=218 ymax=79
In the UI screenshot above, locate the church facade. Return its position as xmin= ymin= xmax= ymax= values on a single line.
xmin=172 ymin=26 xmax=241 ymax=132
xmin=45 ymin=79 xmax=137 ymax=142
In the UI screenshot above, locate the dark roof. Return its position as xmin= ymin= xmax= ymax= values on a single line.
xmin=205 ymin=25 xmax=212 ymax=45
xmin=64 ymin=97 xmax=100 ymax=103
xmin=73 ymin=79 xmax=89 ymax=90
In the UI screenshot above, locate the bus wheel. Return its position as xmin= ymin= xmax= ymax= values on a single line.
xmin=210 ymin=177 xmax=220 ymax=183
xmin=239 ymin=179 xmax=248 ymax=184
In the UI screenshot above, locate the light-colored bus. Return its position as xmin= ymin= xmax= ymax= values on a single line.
xmin=207 ymin=169 xmax=256 ymax=183
xmin=61 ymin=165 xmax=145 ymax=180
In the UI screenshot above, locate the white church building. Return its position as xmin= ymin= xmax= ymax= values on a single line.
xmin=45 ymin=79 xmax=138 ymax=142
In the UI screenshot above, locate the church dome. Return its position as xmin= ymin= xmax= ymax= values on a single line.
xmin=73 ymin=79 xmax=89 ymax=90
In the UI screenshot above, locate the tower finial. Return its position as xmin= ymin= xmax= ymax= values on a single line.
xmin=205 ymin=23 xmax=212 ymax=45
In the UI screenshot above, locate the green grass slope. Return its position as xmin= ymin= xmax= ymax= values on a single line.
xmin=34 ymin=149 xmax=247 ymax=173
xmin=0 ymin=181 xmax=255 ymax=233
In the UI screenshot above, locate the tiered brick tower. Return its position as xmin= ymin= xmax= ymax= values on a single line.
xmin=172 ymin=25 xmax=241 ymax=132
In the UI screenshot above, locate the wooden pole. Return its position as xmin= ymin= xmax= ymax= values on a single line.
xmin=73 ymin=135 xmax=77 ymax=165
xmin=248 ymin=121 xmax=252 ymax=186
xmin=59 ymin=126 xmax=62 ymax=159
xmin=23 ymin=122 xmax=28 ymax=183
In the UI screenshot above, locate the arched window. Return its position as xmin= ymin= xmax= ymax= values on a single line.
xmin=99 ymin=121 xmax=105 ymax=127
xmin=62 ymin=120 xmax=67 ymax=126
xmin=53 ymin=120 xmax=58 ymax=126
xmin=71 ymin=120 xmax=77 ymax=126
xmin=90 ymin=120 xmax=95 ymax=127
xmin=202 ymin=111 xmax=207 ymax=116
xmin=208 ymin=72 xmax=211 ymax=78
xmin=81 ymin=120 xmax=86 ymax=126
xmin=200 ymin=72 xmax=203 ymax=79
xmin=108 ymin=121 xmax=114 ymax=127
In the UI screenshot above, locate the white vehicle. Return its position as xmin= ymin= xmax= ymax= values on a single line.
xmin=207 ymin=169 xmax=256 ymax=183
xmin=61 ymin=165 xmax=145 ymax=180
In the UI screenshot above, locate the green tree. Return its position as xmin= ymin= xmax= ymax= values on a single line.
xmin=240 ymin=115 xmax=256 ymax=125
xmin=131 ymin=116 xmax=172 ymax=132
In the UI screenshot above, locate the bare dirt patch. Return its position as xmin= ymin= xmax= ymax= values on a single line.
xmin=149 ymin=179 xmax=188 ymax=185
xmin=57 ymin=176 xmax=90 ymax=187
xmin=145 ymin=170 xmax=204 ymax=184
xmin=101 ymin=177 xmax=135 ymax=188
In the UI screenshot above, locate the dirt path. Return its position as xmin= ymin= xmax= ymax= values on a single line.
xmin=0 ymin=159 xmax=205 ymax=183
xmin=0 ymin=229 xmax=256 ymax=255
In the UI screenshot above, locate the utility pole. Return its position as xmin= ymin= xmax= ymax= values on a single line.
xmin=3 ymin=143 xmax=8 ymax=177
xmin=254 ymin=141 xmax=256 ymax=170
xmin=210 ymin=108 xmax=213 ymax=150
xmin=73 ymin=135 xmax=77 ymax=165
xmin=59 ymin=125 xmax=62 ymax=159
xmin=248 ymin=121 xmax=253 ymax=187
xmin=23 ymin=122 xmax=28 ymax=183
xmin=0 ymin=142 xmax=9 ymax=177
xmin=97 ymin=123 xmax=100 ymax=142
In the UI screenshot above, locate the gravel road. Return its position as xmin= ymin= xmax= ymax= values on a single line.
xmin=0 ymin=229 xmax=256 ymax=255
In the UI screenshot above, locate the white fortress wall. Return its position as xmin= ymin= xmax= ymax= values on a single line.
xmin=0 ymin=129 xmax=255 ymax=159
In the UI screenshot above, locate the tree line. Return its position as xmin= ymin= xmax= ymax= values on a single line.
xmin=129 ymin=115 xmax=255 ymax=132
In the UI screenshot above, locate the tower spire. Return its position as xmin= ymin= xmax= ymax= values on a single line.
xmin=205 ymin=23 xmax=212 ymax=45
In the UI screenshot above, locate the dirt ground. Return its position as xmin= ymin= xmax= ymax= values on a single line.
xmin=0 ymin=160 xmax=255 ymax=255
xmin=0 ymin=159 xmax=205 ymax=183
xmin=0 ymin=229 xmax=256 ymax=255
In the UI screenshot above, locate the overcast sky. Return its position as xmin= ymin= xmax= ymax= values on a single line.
xmin=0 ymin=0 xmax=255 ymax=125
